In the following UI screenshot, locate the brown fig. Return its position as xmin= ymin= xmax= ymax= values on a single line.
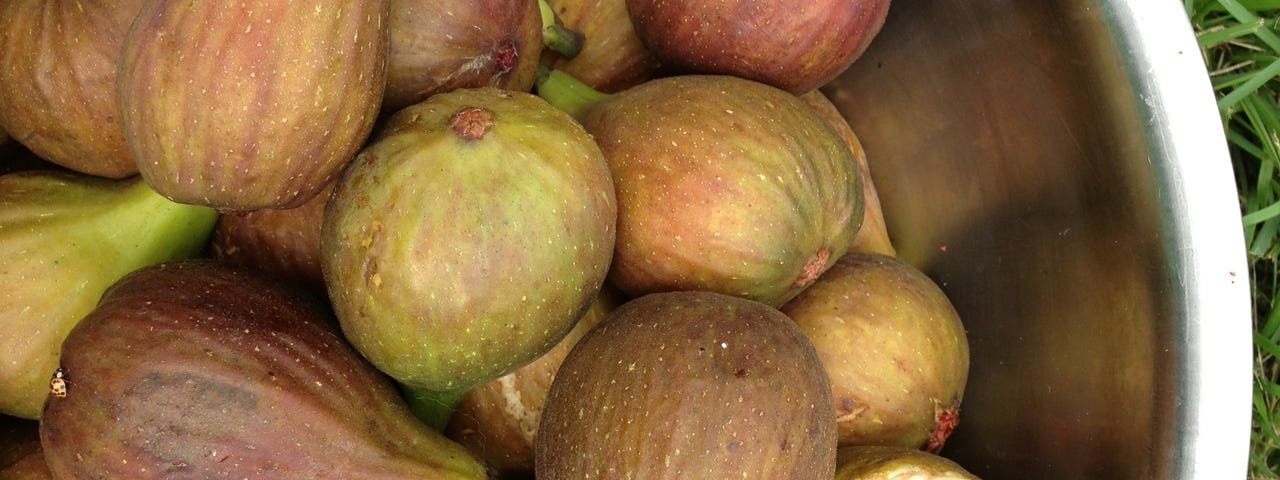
xmin=39 ymin=260 xmax=489 ymax=479
xmin=210 ymin=181 xmax=334 ymax=295
xmin=0 ymin=416 xmax=52 ymax=480
xmin=384 ymin=0 xmax=543 ymax=115
xmin=445 ymin=286 xmax=622 ymax=477
xmin=0 ymin=0 xmax=144 ymax=178
xmin=117 ymin=0 xmax=389 ymax=210
xmin=835 ymin=445 xmax=980 ymax=479
xmin=536 ymin=290 xmax=837 ymax=479
xmin=780 ymin=252 xmax=970 ymax=452
xmin=542 ymin=0 xmax=661 ymax=93
xmin=624 ymin=0 xmax=890 ymax=94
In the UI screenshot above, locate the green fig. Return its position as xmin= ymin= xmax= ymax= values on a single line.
xmin=536 ymin=69 xmax=863 ymax=307
xmin=117 ymin=0 xmax=389 ymax=210
xmin=0 ymin=0 xmax=144 ymax=179
xmin=536 ymin=290 xmax=837 ymax=479
xmin=39 ymin=260 xmax=489 ymax=479
xmin=780 ymin=252 xmax=970 ymax=452
xmin=835 ymin=445 xmax=980 ymax=479
xmin=0 ymin=170 xmax=217 ymax=419
xmin=322 ymin=86 xmax=616 ymax=430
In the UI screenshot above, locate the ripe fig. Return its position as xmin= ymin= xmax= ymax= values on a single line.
xmin=39 ymin=260 xmax=489 ymax=479
xmin=0 ymin=170 xmax=217 ymax=419
xmin=541 ymin=0 xmax=661 ymax=93
xmin=536 ymin=290 xmax=837 ymax=479
xmin=384 ymin=0 xmax=543 ymax=114
xmin=779 ymin=252 xmax=970 ymax=452
xmin=117 ymin=0 xmax=389 ymax=211
xmin=625 ymin=0 xmax=890 ymax=94
xmin=322 ymin=87 xmax=616 ymax=430
xmin=800 ymin=89 xmax=895 ymax=257
xmin=536 ymin=70 xmax=863 ymax=307
xmin=210 ymin=181 xmax=334 ymax=295
xmin=445 ymin=285 xmax=622 ymax=477
xmin=835 ymin=445 xmax=979 ymax=479
xmin=0 ymin=0 xmax=144 ymax=178
xmin=0 ymin=416 xmax=52 ymax=480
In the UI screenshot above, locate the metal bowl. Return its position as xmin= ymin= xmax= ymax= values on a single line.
xmin=821 ymin=1 xmax=1251 ymax=478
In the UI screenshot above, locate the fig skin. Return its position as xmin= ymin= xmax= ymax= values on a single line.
xmin=535 ymin=290 xmax=837 ymax=480
xmin=322 ymin=87 xmax=617 ymax=426
xmin=542 ymin=0 xmax=661 ymax=93
xmin=835 ymin=445 xmax=980 ymax=480
xmin=625 ymin=0 xmax=890 ymax=94
xmin=800 ymin=89 xmax=896 ymax=257
xmin=39 ymin=260 xmax=489 ymax=479
xmin=0 ymin=0 xmax=144 ymax=179
xmin=384 ymin=0 xmax=543 ymax=115
xmin=445 ymin=285 xmax=622 ymax=477
xmin=0 ymin=416 xmax=53 ymax=480
xmin=779 ymin=252 xmax=970 ymax=451
xmin=117 ymin=0 xmax=390 ymax=211
xmin=209 ymin=180 xmax=334 ymax=295
xmin=539 ymin=72 xmax=863 ymax=308
xmin=0 ymin=171 xmax=217 ymax=420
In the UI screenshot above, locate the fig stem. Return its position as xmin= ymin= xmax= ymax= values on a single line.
xmin=400 ymin=383 xmax=469 ymax=432
xmin=539 ymin=0 xmax=584 ymax=59
xmin=534 ymin=67 xmax=610 ymax=121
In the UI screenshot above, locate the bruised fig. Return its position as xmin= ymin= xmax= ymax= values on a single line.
xmin=536 ymin=70 xmax=862 ymax=307
xmin=836 ymin=445 xmax=980 ymax=479
xmin=0 ymin=0 xmax=143 ymax=179
xmin=384 ymin=0 xmax=543 ymax=114
xmin=625 ymin=0 xmax=890 ymax=94
xmin=322 ymin=87 xmax=616 ymax=430
xmin=542 ymin=0 xmax=661 ymax=93
xmin=445 ymin=285 xmax=621 ymax=477
xmin=0 ymin=171 xmax=217 ymax=419
xmin=39 ymin=260 xmax=489 ymax=479
xmin=117 ymin=0 xmax=389 ymax=210
xmin=536 ymin=290 xmax=837 ymax=479
xmin=800 ymin=89 xmax=895 ymax=257
xmin=210 ymin=181 xmax=334 ymax=295
xmin=780 ymin=252 xmax=969 ymax=452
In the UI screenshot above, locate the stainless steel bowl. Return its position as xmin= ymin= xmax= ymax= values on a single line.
xmin=821 ymin=1 xmax=1251 ymax=478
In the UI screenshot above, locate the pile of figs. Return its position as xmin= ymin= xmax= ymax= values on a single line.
xmin=0 ymin=0 xmax=981 ymax=478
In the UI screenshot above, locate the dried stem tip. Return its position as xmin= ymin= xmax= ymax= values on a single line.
xmin=449 ymin=107 xmax=495 ymax=140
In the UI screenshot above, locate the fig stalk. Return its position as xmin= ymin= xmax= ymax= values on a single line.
xmin=534 ymin=67 xmax=612 ymax=120
xmin=539 ymin=0 xmax=584 ymax=59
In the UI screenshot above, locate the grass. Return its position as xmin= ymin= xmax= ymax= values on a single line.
xmin=1185 ymin=0 xmax=1280 ymax=477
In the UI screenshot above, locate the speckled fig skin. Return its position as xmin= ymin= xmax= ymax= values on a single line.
xmin=384 ymin=0 xmax=542 ymax=115
xmin=574 ymin=74 xmax=863 ymax=308
xmin=210 ymin=180 xmax=335 ymax=295
xmin=445 ymin=285 xmax=622 ymax=478
xmin=39 ymin=260 xmax=489 ymax=480
xmin=780 ymin=252 xmax=970 ymax=451
xmin=117 ymin=0 xmax=389 ymax=211
xmin=535 ymin=291 xmax=837 ymax=479
xmin=543 ymin=0 xmax=661 ymax=93
xmin=322 ymin=87 xmax=616 ymax=401
xmin=835 ymin=445 xmax=980 ymax=479
xmin=625 ymin=0 xmax=890 ymax=94
xmin=0 ymin=0 xmax=144 ymax=179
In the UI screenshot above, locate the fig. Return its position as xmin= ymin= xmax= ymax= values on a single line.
xmin=322 ymin=86 xmax=616 ymax=430
xmin=835 ymin=445 xmax=980 ymax=479
xmin=536 ymin=290 xmax=837 ymax=479
xmin=779 ymin=252 xmax=970 ymax=452
xmin=800 ymin=89 xmax=896 ymax=257
xmin=541 ymin=0 xmax=661 ymax=93
xmin=0 ymin=170 xmax=217 ymax=419
xmin=445 ymin=285 xmax=622 ymax=477
xmin=536 ymin=70 xmax=863 ymax=307
xmin=117 ymin=0 xmax=389 ymax=211
xmin=209 ymin=181 xmax=334 ymax=295
xmin=0 ymin=416 xmax=52 ymax=480
xmin=624 ymin=0 xmax=890 ymax=94
xmin=0 ymin=0 xmax=144 ymax=179
xmin=538 ymin=0 xmax=585 ymax=60
xmin=384 ymin=0 xmax=543 ymax=115
xmin=39 ymin=260 xmax=489 ymax=479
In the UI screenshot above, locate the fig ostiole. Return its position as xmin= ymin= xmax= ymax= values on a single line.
xmin=0 ymin=170 xmax=218 ymax=420
xmin=39 ymin=260 xmax=490 ymax=479
xmin=535 ymin=69 xmax=863 ymax=307
xmin=322 ymin=86 xmax=617 ymax=431
xmin=536 ymin=290 xmax=838 ymax=479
